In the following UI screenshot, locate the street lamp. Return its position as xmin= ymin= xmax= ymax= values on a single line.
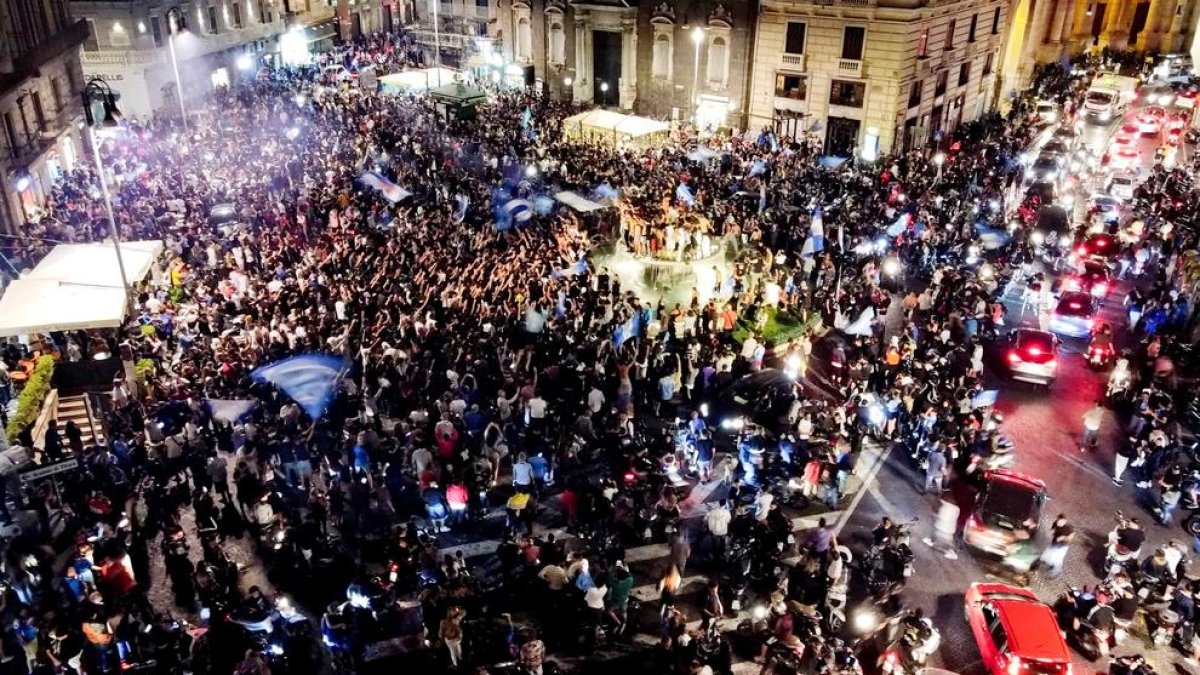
xmin=933 ymin=151 xmax=946 ymax=182
xmin=691 ymin=26 xmax=705 ymax=120
xmin=81 ymin=79 xmax=132 ymax=304
xmin=600 ymin=80 xmax=609 ymax=107
xmin=432 ymin=0 xmax=442 ymax=84
xmin=165 ymin=7 xmax=189 ymax=132
xmin=563 ymin=76 xmax=573 ymax=87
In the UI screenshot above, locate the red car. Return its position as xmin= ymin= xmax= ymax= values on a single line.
xmin=965 ymin=583 xmax=1071 ymax=675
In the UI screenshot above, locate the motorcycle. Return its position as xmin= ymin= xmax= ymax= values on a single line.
xmin=1104 ymin=512 xmax=1144 ymax=579
xmin=1107 ymin=358 xmax=1133 ymax=404
xmin=1088 ymin=341 xmax=1116 ymax=369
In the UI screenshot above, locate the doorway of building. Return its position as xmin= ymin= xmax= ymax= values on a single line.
xmin=1091 ymin=3 xmax=1107 ymax=42
xmin=825 ymin=117 xmax=860 ymax=157
xmin=593 ymin=29 xmax=622 ymax=106
xmin=1129 ymin=1 xmax=1150 ymax=45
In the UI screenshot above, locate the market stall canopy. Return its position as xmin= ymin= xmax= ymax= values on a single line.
xmin=379 ymin=68 xmax=458 ymax=94
xmin=25 ymin=240 xmax=164 ymax=288
xmin=428 ymin=82 xmax=489 ymax=106
xmin=554 ymin=191 xmax=610 ymax=213
xmin=562 ymin=109 xmax=671 ymax=148
xmin=0 ymin=280 xmax=127 ymax=336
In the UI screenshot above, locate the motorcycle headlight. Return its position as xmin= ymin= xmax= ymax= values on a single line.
xmin=853 ymin=610 xmax=879 ymax=634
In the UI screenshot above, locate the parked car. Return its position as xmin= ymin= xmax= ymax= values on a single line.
xmin=965 ymin=582 xmax=1071 ymax=675
xmin=963 ymin=470 xmax=1047 ymax=556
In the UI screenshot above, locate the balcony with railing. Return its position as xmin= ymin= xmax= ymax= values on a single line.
xmin=409 ymin=29 xmax=495 ymax=51
xmin=837 ymin=58 xmax=863 ymax=77
xmin=780 ymin=53 xmax=806 ymax=70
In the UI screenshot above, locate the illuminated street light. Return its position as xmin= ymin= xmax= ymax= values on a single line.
xmin=81 ymin=78 xmax=133 ymax=304
xmin=236 ymin=54 xmax=253 ymax=71
xmin=933 ymin=151 xmax=946 ymax=182
xmin=563 ymin=76 xmax=573 ymax=87
xmin=166 ymin=7 xmax=189 ymax=132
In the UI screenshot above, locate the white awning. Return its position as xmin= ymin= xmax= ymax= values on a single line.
xmin=0 ymin=280 xmax=127 ymax=336
xmin=25 ymin=240 xmax=163 ymax=288
xmin=554 ymin=191 xmax=609 ymax=213
xmin=562 ymin=109 xmax=671 ymax=139
xmin=379 ymin=68 xmax=459 ymax=93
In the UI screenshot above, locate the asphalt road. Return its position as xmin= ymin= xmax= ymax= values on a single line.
xmin=840 ymin=100 xmax=1195 ymax=675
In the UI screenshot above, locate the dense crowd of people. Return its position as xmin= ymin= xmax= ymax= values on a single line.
xmin=0 ymin=29 xmax=1197 ymax=675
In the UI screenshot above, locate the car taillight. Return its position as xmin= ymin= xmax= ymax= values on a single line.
xmin=1008 ymin=351 xmax=1022 ymax=363
xmin=1008 ymin=656 xmax=1022 ymax=675
xmin=1028 ymin=347 xmax=1042 ymax=356
xmin=1076 ymin=245 xmax=1087 ymax=256
xmin=1094 ymin=282 xmax=1107 ymax=294
xmin=1047 ymin=359 xmax=1057 ymax=368
xmin=624 ymin=471 xmax=636 ymax=483
xmin=1069 ymin=301 xmax=1082 ymax=309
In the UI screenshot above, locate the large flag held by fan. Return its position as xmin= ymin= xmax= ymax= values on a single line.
xmin=206 ymin=399 xmax=257 ymax=424
xmin=251 ymin=354 xmax=346 ymax=421
xmin=358 ymin=171 xmax=412 ymax=203
xmin=453 ymin=194 xmax=470 ymax=223
xmin=676 ymin=182 xmax=696 ymax=207
xmin=551 ymin=259 xmax=589 ymax=280
xmin=495 ymin=198 xmax=534 ymax=231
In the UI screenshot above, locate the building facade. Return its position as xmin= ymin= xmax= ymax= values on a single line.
xmin=1000 ymin=0 xmax=1197 ymax=100
xmin=464 ymin=0 xmax=754 ymax=129
xmin=70 ymin=0 xmax=347 ymax=120
xmin=0 ymin=0 xmax=90 ymax=234
xmin=747 ymin=0 xmax=1006 ymax=156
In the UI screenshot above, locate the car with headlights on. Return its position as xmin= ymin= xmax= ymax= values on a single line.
xmin=1004 ymin=329 xmax=1058 ymax=386
xmin=965 ymin=582 xmax=1071 ymax=675
xmin=964 ymin=470 xmax=1047 ymax=556
xmin=1049 ymin=291 xmax=1097 ymax=338
xmin=1026 ymin=155 xmax=1061 ymax=184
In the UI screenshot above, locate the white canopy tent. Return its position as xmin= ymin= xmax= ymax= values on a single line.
xmin=562 ymin=109 xmax=671 ymax=149
xmin=0 ymin=280 xmax=128 ymax=336
xmin=379 ymin=68 xmax=459 ymax=94
xmin=0 ymin=239 xmax=164 ymax=337
xmin=24 ymin=240 xmax=164 ymax=288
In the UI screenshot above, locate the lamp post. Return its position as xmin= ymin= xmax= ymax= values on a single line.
xmin=166 ymin=7 xmax=189 ymax=132
xmin=81 ymin=79 xmax=132 ymax=304
xmin=600 ymin=80 xmax=609 ymax=107
xmin=933 ymin=151 xmax=946 ymax=182
xmin=691 ymin=26 xmax=705 ymax=121
xmin=432 ymin=0 xmax=442 ymax=84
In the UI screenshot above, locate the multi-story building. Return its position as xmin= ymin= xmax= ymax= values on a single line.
xmin=999 ymin=0 xmax=1197 ymax=100
xmin=0 ymin=0 xmax=90 ymax=234
xmin=747 ymin=0 xmax=1006 ymax=156
xmin=456 ymin=0 xmax=754 ymax=129
xmin=69 ymin=0 xmax=351 ymax=120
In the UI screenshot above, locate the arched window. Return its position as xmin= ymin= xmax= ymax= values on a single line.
xmin=652 ymin=34 xmax=671 ymax=78
xmin=548 ymin=21 xmax=565 ymax=64
xmin=707 ymin=35 xmax=728 ymax=86
xmin=517 ymin=17 xmax=532 ymax=61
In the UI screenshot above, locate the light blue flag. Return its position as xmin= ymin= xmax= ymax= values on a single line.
xmin=521 ymin=106 xmax=533 ymax=129
xmin=495 ymin=198 xmax=533 ymax=231
xmin=551 ymin=259 xmax=588 ymax=280
xmin=749 ymin=159 xmax=768 ymax=177
xmin=358 ymin=171 xmax=412 ymax=203
xmin=453 ymin=194 xmax=470 ymax=224
xmin=533 ymin=195 xmax=556 ymax=216
xmin=555 ymin=290 xmax=567 ymax=318
xmin=206 ymin=399 xmax=257 ymax=424
xmin=675 ymin=182 xmax=695 ymax=206
xmin=886 ymin=214 xmax=909 ymax=237
xmin=593 ymin=182 xmax=619 ymax=201
xmin=251 ymin=354 xmax=346 ymax=421
xmin=612 ymin=320 xmax=633 ymax=349
xmin=971 ymin=390 xmax=1000 ymax=409
xmin=758 ymin=182 xmax=767 ymax=213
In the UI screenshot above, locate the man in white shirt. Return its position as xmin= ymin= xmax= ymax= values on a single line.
xmin=527 ymin=395 xmax=548 ymax=431
xmin=706 ymin=500 xmax=731 ymax=555
xmin=587 ymin=387 xmax=605 ymax=414
xmin=512 ymin=453 xmax=534 ymax=494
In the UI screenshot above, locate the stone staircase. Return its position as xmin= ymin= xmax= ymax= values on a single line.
xmin=55 ymin=394 xmax=105 ymax=448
